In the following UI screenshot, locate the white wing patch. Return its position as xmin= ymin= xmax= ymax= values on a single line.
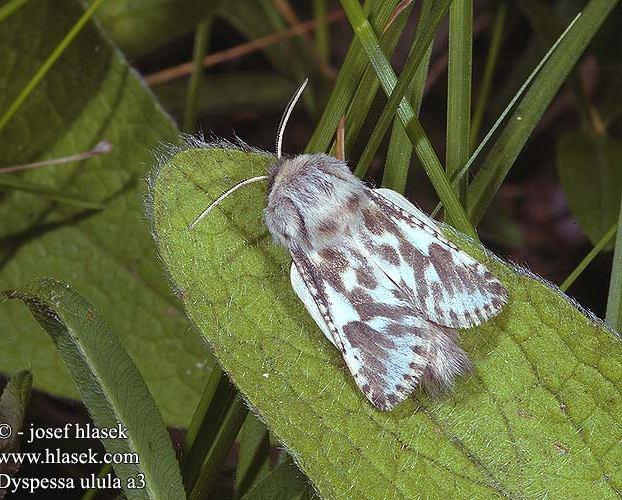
xmin=362 ymin=188 xmax=508 ymax=328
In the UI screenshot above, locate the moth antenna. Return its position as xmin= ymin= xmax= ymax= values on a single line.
xmin=276 ymin=78 xmax=308 ymax=158
xmin=188 ymin=175 xmax=268 ymax=230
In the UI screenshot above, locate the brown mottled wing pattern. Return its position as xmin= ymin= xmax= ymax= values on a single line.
xmin=290 ymin=247 xmax=439 ymax=410
xmin=361 ymin=188 xmax=508 ymax=328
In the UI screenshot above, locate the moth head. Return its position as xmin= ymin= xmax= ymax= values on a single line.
xmin=264 ymin=153 xmax=367 ymax=252
xmin=189 ymin=78 xmax=368 ymax=250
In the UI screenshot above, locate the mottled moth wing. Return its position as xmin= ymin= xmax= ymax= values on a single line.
xmin=290 ymin=247 xmax=469 ymax=411
xmin=365 ymin=188 xmax=508 ymax=328
xmin=289 ymin=186 xmax=506 ymax=409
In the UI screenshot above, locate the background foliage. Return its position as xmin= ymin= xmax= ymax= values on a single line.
xmin=1 ymin=0 xmax=621 ymax=498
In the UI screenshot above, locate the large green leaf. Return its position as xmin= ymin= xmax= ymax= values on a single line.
xmin=0 ymin=0 xmax=207 ymax=426
xmin=558 ymin=131 xmax=622 ymax=249
xmin=5 ymin=278 xmax=186 ymax=500
xmin=149 ymin=145 xmax=622 ymax=498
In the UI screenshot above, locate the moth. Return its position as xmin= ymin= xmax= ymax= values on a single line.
xmin=191 ymin=80 xmax=508 ymax=411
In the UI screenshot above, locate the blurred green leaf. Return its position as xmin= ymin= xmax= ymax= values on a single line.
xmin=150 ymin=146 xmax=622 ymax=498
xmin=0 ymin=370 xmax=32 ymax=499
xmin=155 ymin=72 xmax=295 ymax=120
xmin=5 ymin=278 xmax=186 ymax=500
xmin=0 ymin=175 xmax=103 ymax=209
xmin=479 ymin=200 xmax=524 ymax=248
xmin=0 ymin=0 xmax=208 ymax=427
xmin=92 ymin=0 xmax=217 ymax=57
xmin=558 ymin=131 xmax=622 ymax=249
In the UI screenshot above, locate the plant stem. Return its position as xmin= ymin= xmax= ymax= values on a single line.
xmin=189 ymin=396 xmax=248 ymax=499
xmin=0 ymin=0 xmax=28 ymax=23
xmin=313 ymin=0 xmax=330 ymax=62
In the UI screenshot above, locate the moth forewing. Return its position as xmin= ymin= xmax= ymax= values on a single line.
xmin=367 ymin=188 xmax=508 ymax=328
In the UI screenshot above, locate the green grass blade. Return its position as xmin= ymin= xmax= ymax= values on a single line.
xmin=352 ymin=0 xmax=451 ymax=178
xmin=182 ymin=366 xmax=225 ymax=460
xmin=606 ymin=197 xmax=622 ymax=330
xmin=0 ymin=0 xmax=105 ymax=135
xmin=4 ymin=278 xmax=186 ymax=500
xmin=313 ymin=0 xmax=330 ymax=62
xmin=342 ymin=0 xmax=477 ymax=239
xmin=382 ymin=0 xmax=434 ymax=193
xmin=431 ymin=11 xmax=579 ymax=219
xmin=182 ymin=368 xmax=238 ymax=491
xmin=81 ymin=464 xmax=112 ymax=500
xmin=0 ymin=0 xmax=28 ymax=23
xmin=446 ymin=0 xmax=473 ymax=208
xmin=305 ymin=0 xmax=399 ymax=153
xmin=560 ymin=222 xmax=616 ymax=292
xmin=339 ymin=1 xmax=412 ymax=158
xmin=470 ymin=1 xmax=507 ymax=148
xmin=467 ymin=0 xmax=616 ymax=226
xmin=234 ymin=414 xmax=271 ymax=499
xmin=189 ymin=396 xmax=248 ymax=500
